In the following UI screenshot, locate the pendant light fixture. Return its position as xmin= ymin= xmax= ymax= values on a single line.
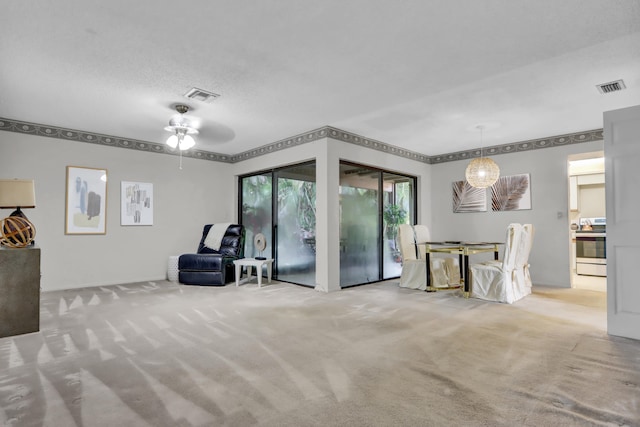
xmin=465 ymin=125 xmax=500 ymax=188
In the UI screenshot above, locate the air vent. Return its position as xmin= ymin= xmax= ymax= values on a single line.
xmin=596 ymin=79 xmax=626 ymax=94
xmin=184 ymin=87 xmax=220 ymax=103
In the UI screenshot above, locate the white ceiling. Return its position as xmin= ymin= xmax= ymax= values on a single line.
xmin=2 ymin=0 xmax=639 ymax=157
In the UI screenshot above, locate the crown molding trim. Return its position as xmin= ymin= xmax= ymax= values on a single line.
xmin=0 ymin=117 xmax=603 ymax=165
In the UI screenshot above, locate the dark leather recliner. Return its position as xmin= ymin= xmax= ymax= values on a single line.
xmin=178 ymin=224 xmax=245 ymax=286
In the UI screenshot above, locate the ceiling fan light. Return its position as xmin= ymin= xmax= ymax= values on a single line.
xmin=166 ymin=134 xmax=179 ymax=148
xmin=179 ymin=135 xmax=195 ymax=150
xmin=465 ymin=157 xmax=500 ymax=188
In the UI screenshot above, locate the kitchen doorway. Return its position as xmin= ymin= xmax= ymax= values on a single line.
xmin=568 ymin=151 xmax=606 ymax=292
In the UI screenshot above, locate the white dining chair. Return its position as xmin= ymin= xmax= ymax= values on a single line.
xmin=398 ymin=224 xmax=426 ymax=290
xmin=470 ymin=223 xmax=523 ymax=303
xmin=512 ymin=223 xmax=535 ymax=301
xmin=414 ymin=224 xmax=461 ymax=287
xmin=398 ymin=224 xmax=449 ymax=289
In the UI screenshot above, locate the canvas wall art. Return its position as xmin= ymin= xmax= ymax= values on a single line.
xmin=491 ymin=173 xmax=532 ymax=211
xmin=65 ymin=166 xmax=108 ymax=234
xmin=121 ymin=181 xmax=153 ymax=225
xmin=452 ymin=180 xmax=487 ymax=213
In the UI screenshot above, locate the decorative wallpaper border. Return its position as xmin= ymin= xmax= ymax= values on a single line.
xmin=0 ymin=118 xmax=232 ymax=163
xmin=326 ymin=127 xmax=430 ymax=163
xmin=230 ymin=127 xmax=329 ymax=162
xmin=0 ymin=117 xmax=603 ymax=165
xmin=429 ymin=129 xmax=604 ymax=164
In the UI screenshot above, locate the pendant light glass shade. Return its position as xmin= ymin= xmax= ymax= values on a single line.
xmin=465 ymin=157 xmax=500 ymax=188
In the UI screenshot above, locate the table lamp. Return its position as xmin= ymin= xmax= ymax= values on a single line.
xmin=0 ymin=179 xmax=37 ymax=247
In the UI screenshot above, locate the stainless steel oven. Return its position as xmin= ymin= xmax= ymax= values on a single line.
xmin=575 ymin=217 xmax=606 ymax=276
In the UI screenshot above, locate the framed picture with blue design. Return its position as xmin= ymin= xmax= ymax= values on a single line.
xmin=65 ymin=166 xmax=108 ymax=234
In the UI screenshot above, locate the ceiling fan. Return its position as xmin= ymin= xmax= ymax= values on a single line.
xmin=164 ymin=104 xmax=198 ymax=151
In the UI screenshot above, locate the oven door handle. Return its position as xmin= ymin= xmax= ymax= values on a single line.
xmin=575 ymin=233 xmax=606 ymax=238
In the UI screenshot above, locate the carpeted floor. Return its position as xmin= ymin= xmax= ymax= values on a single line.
xmin=0 ymin=280 xmax=638 ymax=426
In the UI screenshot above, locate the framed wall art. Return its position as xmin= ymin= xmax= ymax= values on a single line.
xmin=121 ymin=181 xmax=153 ymax=226
xmin=65 ymin=166 xmax=108 ymax=234
xmin=453 ymin=180 xmax=487 ymax=213
xmin=491 ymin=173 xmax=532 ymax=211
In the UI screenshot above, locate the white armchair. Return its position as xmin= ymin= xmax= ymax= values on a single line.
xmin=470 ymin=223 xmax=523 ymax=303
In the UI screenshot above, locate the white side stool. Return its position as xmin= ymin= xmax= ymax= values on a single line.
xmin=167 ymin=255 xmax=180 ymax=282
xmin=233 ymin=258 xmax=274 ymax=287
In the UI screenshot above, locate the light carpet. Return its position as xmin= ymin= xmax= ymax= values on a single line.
xmin=0 ymin=280 xmax=638 ymax=426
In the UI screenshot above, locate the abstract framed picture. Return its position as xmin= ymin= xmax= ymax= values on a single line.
xmin=491 ymin=173 xmax=532 ymax=211
xmin=121 ymin=181 xmax=153 ymax=226
xmin=65 ymin=166 xmax=108 ymax=234
xmin=453 ymin=180 xmax=487 ymax=213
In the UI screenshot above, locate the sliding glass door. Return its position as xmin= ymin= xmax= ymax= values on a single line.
xmin=339 ymin=162 xmax=416 ymax=287
xmin=241 ymin=161 xmax=414 ymax=288
xmin=382 ymin=171 xmax=415 ymax=280
xmin=339 ymin=163 xmax=380 ymax=286
xmin=240 ymin=173 xmax=273 ymax=261
xmin=239 ymin=162 xmax=316 ymax=287
xmin=274 ymin=163 xmax=316 ymax=286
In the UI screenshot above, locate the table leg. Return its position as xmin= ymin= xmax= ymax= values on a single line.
xmin=425 ymin=252 xmax=432 ymax=291
xmin=464 ymin=255 xmax=470 ymax=294
xmin=257 ymin=262 xmax=263 ymax=287
xmin=267 ymin=261 xmax=272 ymax=284
xmin=235 ymin=264 xmax=241 ymax=287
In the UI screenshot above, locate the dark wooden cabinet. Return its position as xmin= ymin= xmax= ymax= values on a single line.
xmin=0 ymin=246 xmax=40 ymax=337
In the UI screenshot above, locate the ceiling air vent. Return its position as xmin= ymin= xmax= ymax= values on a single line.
xmin=596 ymin=79 xmax=626 ymax=94
xmin=184 ymin=87 xmax=220 ymax=103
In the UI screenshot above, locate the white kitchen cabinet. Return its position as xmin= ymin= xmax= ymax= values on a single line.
xmin=577 ymin=173 xmax=605 ymax=185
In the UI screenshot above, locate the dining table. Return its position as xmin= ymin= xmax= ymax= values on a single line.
xmin=418 ymin=241 xmax=503 ymax=296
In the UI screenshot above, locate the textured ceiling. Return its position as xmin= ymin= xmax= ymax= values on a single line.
xmin=1 ymin=0 xmax=639 ymax=157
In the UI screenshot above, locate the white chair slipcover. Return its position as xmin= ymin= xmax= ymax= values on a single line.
xmin=398 ymin=224 xmax=454 ymax=290
xmin=414 ymin=224 xmax=461 ymax=287
xmin=470 ymin=223 xmax=523 ymax=303
xmin=443 ymin=257 xmax=461 ymax=286
xmin=398 ymin=224 xmax=427 ymax=290
xmin=513 ymin=224 xmax=535 ymax=301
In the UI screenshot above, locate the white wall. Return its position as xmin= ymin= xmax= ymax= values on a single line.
xmin=0 ymin=132 xmax=233 ymax=290
xmin=430 ymin=140 xmax=604 ymax=287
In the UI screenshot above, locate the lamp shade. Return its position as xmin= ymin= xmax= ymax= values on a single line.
xmin=465 ymin=158 xmax=500 ymax=188
xmin=0 ymin=179 xmax=36 ymax=208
